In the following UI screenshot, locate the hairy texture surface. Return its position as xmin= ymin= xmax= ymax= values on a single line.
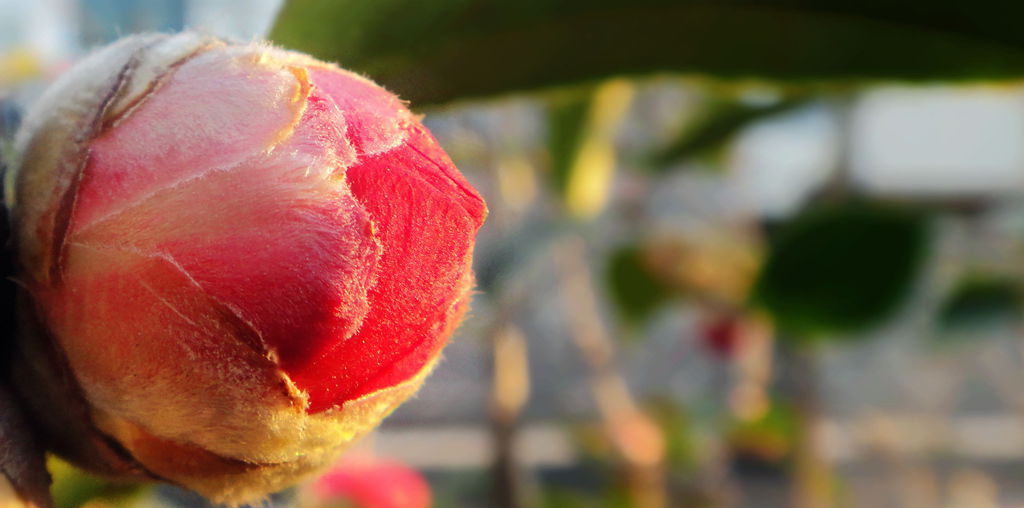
xmin=10 ymin=33 xmax=486 ymax=503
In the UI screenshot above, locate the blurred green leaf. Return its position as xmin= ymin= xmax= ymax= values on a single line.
xmin=272 ymin=0 xmax=1024 ymax=106
xmin=753 ymin=203 xmax=929 ymax=340
xmin=938 ymin=275 xmax=1023 ymax=332
xmin=547 ymin=89 xmax=592 ymax=205
xmin=49 ymin=459 xmax=147 ymax=508
xmin=546 ymin=81 xmax=632 ymax=218
xmin=646 ymin=398 xmax=697 ymax=470
xmin=541 ymin=489 xmax=592 ymax=508
xmin=727 ymin=399 xmax=798 ymax=464
xmin=652 ymin=98 xmax=805 ymax=170
xmin=606 ymin=246 xmax=674 ymax=326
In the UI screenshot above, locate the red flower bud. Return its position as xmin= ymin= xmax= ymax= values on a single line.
xmin=7 ymin=33 xmax=485 ymax=503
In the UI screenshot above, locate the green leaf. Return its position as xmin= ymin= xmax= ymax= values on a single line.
xmin=606 ymin=245 xmax=674 ymax=325
xmin=546 ymin=81 xmax=632 ymax=218
xmin=937 ymin=275 xmax=1022 ymax=332
xmin=49 ymin=458 xmax=147 ymax=508
xmin=547 ymin=89 xmax=593 ymax=205
xmin=753 ymin=202 xmax=929 ymax=340
xmin=271 ymin=0 xmax=1024 ymax=106
xmin=651 ymin=98 xmax=805 ymax=170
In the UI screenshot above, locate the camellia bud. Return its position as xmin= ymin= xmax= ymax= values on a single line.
xmin=6 ymin=33 xmax=486 ymax=503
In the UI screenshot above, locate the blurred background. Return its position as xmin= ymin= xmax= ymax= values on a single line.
xmin=6 ymin=1 xmax=1024 ymax=507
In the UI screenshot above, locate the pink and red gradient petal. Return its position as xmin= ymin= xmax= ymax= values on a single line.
xmin=11 ymin=33 xmax=486 ymax=501
xmin=284 ymin=69 xmax=487 ymax=411
xmin=63 ymin=52 xmax=485 ymax=413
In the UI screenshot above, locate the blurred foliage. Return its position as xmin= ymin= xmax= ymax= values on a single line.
xmin=651 ymin=98 xmax=805 ymax=170
xmin=48 ymin=459 xmax=146 ymax=508
xmin=541 ymin=484 xmax=632 ymax=508
xmin=937 ymin=275 xmax=1023 ymax=332
xmin=645 ymin=398 xmax=698 ymax=471
xmin=559 ymin=424 xmax=646 ymax=508
xmin=606 ymin=245 xmax=675 ymax=326
xmin=605 ymin=229 xmax=763 ymax=329
xmin=753 ymin=202 xmax=929 ymax=340
xmin=546 ymin=81 xmax=633 ymax=218
xmin=657 ymin=232 xmax=763 ymax=307
xmin=541 ymin=488 xmax=591 ymax=508
xmin=568 ymin=420 xmax=617 ymax=466
xmin=272 ymin=0 xmax=1024 ymax=106
xmin=547 ymin=90 xmax=591 ymax=198
xmin=727 ymin=399 xmax=799 ymax=466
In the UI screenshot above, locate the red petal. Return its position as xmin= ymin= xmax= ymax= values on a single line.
xmin=75 ymin=49 xmax=305 ymax=228
xmin=288 ymin=123 xmax=486 ymax=412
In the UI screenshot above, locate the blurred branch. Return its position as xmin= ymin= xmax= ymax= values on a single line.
xmin=490 ymin=323 xmax=534 ymax=508
xmin=784 ymin=347 xmax=835 ymax=508
xmin=557 ymin=235 xmax=666 ymax=508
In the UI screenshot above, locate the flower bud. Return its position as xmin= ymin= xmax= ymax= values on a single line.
xmin=7 ymin=33 xmax=486 ymax=503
